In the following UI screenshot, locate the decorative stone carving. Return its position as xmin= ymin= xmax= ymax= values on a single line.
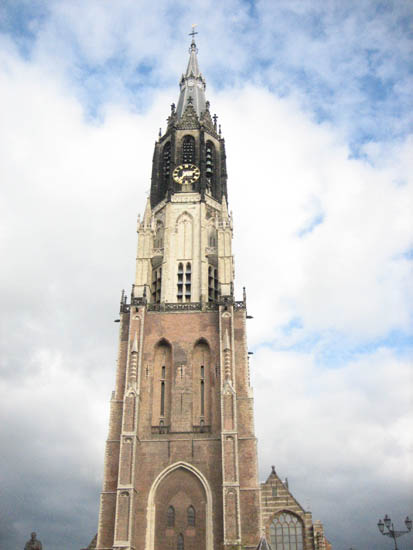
xmin=200 ymin=108 xmax=217 ymax=135
xmin=176 ymin=103 xmax=200 ymax=130
xmin=205 ymin=246 xmax=217 ymax=255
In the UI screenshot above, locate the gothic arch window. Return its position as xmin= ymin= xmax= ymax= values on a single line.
xmin=167 ymin=505 xmax=175 ymax=527
xmin=162 ymin=142 xmax=171 ymax=194
xmin=269 ymin=512 xmax=304 ymax=550
xmin=193 ymin=340 xmax=211 ymax=427
xmin=187 ymin=505 xmax=195 ymax=527
xmin=177 ymin=260 xmax=192 ymax=302
xmin=152 ymin=340 xmax=172 ymax=429
xmin=177 ymin=262 xmax=183 ymax=302
xmin=182 ymin=135 xmax=195 ymax=164
xmin=205 ymin=141 xmax=215 ymax=190
xmin=177 ymin=533 xmax=184 ymax=550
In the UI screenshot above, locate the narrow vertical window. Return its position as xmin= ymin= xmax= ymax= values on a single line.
xmin=151 ymin=266 xmax=162 ymax=303
xmin=162 ymin=142 xmax=171 ymax=187
xmin=205 ymin=141 xmax=215 ymax=192
xmin=154 ymin=222 xmax=164 ymax=249
xmin=177 ymin=262 xmax=183 ymax=302
xmin=185 ymin=262 xmax=191 ymax=302
xmin=177 ymin=533 xmax=184 ymax=550
xmin=161 ymin=366 xmax=166 ymax=379
xmin=208 ymin=226 xmax=217 ymax=247
xmin=167 ymin=506 xmax=175 ymax=527
xmin=182 ymin=135 xmax=195 ymax=164
xmin=160 ymin=381 xmax=165 ymax=417
xmin=200 ymin=364 xmax=205 ymax=417
xmin=187 ymin=505 xmax=195 ymax=527
xmin=200 ymin=380 xmax=205 ymax=417
xmin=208 ymin=265 xmax=218 ymax=302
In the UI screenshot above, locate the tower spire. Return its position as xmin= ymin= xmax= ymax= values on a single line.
xmin=176 ymin=26 xmax=207 ymax=119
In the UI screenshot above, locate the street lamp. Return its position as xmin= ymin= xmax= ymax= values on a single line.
xmin=377 ymin=515 xmax=412 ymax=549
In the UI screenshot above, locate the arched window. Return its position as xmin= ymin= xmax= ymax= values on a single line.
xmin=193 ymin=340 xmax=211 ymax=427
xmin=270 ymin=512 xmax=304 ymax=550
xmin=177 ymin=533 xmax=184 ymax=550
xmin=167 ymin=505 xmax=175 ymax=527
xmin=205 ymin=141 xmax=215 ymax=188
xmin=182 ymin=135 xmax=195 ymax=164
xmin=177 ymin=262 xmax=183 ymax=302
xmin=187 ymin=505 xmax=195 ymax=527
xmin=177 ymin=260 xmax=192 ymax=302
xmin=152 ymin=340 xmax=172 ymax=429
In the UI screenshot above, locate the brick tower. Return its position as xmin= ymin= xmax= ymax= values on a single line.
xmin=95 ymin=33 xmax=261 ymax=550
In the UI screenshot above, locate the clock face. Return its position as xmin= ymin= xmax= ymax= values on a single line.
xmin=173 ymin=164 xmax=200 ymax=185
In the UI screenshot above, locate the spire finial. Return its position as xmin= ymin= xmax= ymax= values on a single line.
xmin=189 ymin=24 xmax=198 ymax=53
xmin=189 ymin=23 xmax=198 ymax=42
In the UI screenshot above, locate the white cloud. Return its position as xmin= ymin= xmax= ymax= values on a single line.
xmin=216 ymin=86 xmax=412 ymax=344
xmin=0 ymin=3 xmax=412 ymax=550
xmin=253 ymin=345 xmax=413 ymax=547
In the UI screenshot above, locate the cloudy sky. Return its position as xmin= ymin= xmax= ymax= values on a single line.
xmin=0 ymin=1 xmax=412 ymax=549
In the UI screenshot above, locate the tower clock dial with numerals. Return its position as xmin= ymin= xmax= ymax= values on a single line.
xmin=173 ymin=163 xmax=200 ymax=185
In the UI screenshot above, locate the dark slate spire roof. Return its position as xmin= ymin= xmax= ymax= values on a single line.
xmin=176 ymin=35 xmax=207 ymax=120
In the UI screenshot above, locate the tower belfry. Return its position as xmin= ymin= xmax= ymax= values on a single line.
xmin=94 ymin=33 xmax=332 ymax=550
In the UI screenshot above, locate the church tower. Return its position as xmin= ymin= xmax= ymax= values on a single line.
xmin=95 ymin=32 xmax=261 ymax=550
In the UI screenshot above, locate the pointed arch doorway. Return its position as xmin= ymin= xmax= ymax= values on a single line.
xmin=145 ymin=462 xmax=213 ymax=550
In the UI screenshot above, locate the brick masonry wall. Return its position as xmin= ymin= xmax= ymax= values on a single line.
xmin=96 ymin=305 xmax=261 ymax=550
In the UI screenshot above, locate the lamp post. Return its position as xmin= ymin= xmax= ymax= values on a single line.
xmin=377 ymin=515 xmax=412 ymax=549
